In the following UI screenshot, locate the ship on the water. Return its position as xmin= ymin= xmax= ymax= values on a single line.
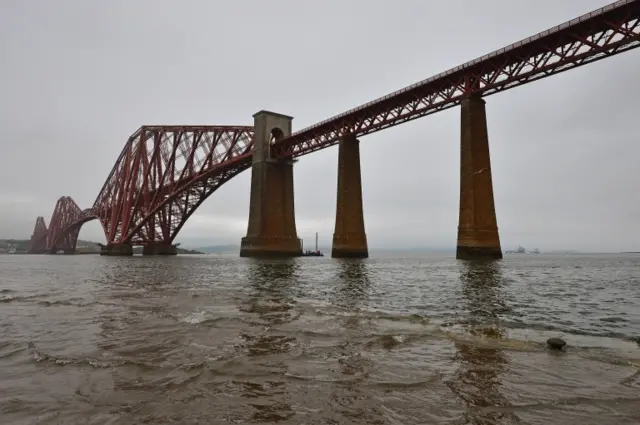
xmin=505 ymin=245 xmax=541 ymax=254
xmin=506 ymin=245 xmax=526 ymax=254
xmin=301 ymin=232 xmax=324 ymax=257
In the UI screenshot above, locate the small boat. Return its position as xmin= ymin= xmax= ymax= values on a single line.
xmin=301 ymin=232 xmax=324 ymax=257
xmin=506 ymin=245 xmax=526 ymax=254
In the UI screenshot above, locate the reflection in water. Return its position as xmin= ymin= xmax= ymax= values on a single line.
xmin=329 ymin=260 xmax=383 ymax=424
xmin=334 ymin=259 xmax=371 ymax=311
xmin=244 ymin=259 xmax=300 ymax=326
xmin=240 ymin=260 xmax=301 ymax=422
xmin=95 ymin=259 xmax=191 ymax=396
xmin=103 ymin=257 xmax=184 ymax=288
xmin=450 ymin=260 xmax=522 ymax=424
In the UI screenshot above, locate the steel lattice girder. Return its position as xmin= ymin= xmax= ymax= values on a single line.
xmin=27 ymin=216 xmax=48 ymax=253
xmin=271 ymin=0 xmax=640 ymax=159
xmin=46 ymin=196 xmax=82 ymax=251
xmin=27 ymin=1 xmax=640 ymax=248
xmin=44 ymin=197 xmax=98 ymax=252
xmin=92 ymin=125 xmax=255 ymax=245
xmin=126 ymin=164 xmax=249 ymax=244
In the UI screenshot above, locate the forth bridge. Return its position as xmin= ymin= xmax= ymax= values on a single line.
xmin=26 ymin=0 xmax=640 ymax=259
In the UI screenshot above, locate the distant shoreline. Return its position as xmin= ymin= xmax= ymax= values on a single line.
xmin=2 ymin=238 xmax=638 ymax=256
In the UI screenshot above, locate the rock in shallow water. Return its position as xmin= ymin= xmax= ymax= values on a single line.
xmin=546 ymin=337 xmax=566 ymax=350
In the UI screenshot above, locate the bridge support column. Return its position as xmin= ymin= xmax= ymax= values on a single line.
xmin=240 ymin=110 xmax=302 ymax=257
xmin=332 ymin=135 xmax=368 ymax=258
xmin=142 ymin=243 xmax=178 ymax=256
xmin=456 ymin=96 xmax=502 ymax=260
xmin=100 ymin=243 xmax=133 ymax=256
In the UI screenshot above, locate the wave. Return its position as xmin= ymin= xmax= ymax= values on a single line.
xmin=37 ymin=298 xmax=97 ymax=307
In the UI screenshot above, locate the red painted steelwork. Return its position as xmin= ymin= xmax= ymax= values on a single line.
xmin=271 ymin=0 xmax=640 ymax=158
xmin=27 ymin=216 xmax=48 ymax=253
xmin=30 ymin=1 xmax=640 ymax=250
xmin=92 ymin=126 xmax=254 ymax=245
xmin=33 ymin=126 xmax=254 ymax=251
xmin=45 ymin=197 xmax=97 ymax=252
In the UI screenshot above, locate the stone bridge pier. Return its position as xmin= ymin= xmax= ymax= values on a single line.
xmin=100 ymin=243 xmax=133 ymax=256
xmin=240 ymin=111 xmax=303 ymax=257
xmin=239 ymin=111 xmax=371 ymax=259
xmin=456 ymin=95 xmax=502 ymax=260
xmin=331 ymin=135 xmax=368 ymax=258
xmin=100 ymin=242 xmax=177 ymax=256
xmin=142 ymin=243 xmax=177 ymax=255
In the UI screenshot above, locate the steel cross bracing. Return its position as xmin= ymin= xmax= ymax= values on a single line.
xmin=27 ymin=216 xmax=48 ymax=253
xmin=45 ymin=197 xmax=92 ymax=252
xmin=271 ymin=0 xmax=640 ymax=159
xmin=26 ymin=197 xmax=97 ymax=252
xmin=92 ymin=126 xmax=255 ymax=244
xmin=28 ymin=0 xmax=640 ymax=249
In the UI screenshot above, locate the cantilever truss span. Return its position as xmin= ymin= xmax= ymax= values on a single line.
xmin=93 ymin=125 xmax=255 ymax=245
xmin=27 ymin=0 xmax=640 ymax=252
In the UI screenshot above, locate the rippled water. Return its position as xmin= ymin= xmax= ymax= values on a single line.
xmin=1 ymin=253 xmax=639 ymax=424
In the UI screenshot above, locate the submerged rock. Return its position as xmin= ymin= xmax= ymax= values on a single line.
xmin=546 ymin=337 xmax=566 ymax=350
xmin=379 ymin=335 xmax=402 ymax=349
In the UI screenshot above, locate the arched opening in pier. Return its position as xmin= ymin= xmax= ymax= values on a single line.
xmin=270 ymin=127 xmax=284 ymax=144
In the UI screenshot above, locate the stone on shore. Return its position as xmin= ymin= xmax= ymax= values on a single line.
xmin=546 ymin=337 xmax=566 ymax=350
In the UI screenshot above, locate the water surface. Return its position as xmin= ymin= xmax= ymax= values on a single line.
xmin=1 ymin=253 xmax=639 ymax=424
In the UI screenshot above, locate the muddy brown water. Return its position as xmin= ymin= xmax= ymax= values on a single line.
xmin=1 ymin=253 xmax=639 ymax=424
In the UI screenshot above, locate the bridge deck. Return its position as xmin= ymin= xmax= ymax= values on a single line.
xmin=271 ymin=0 xmax=640 ymax=158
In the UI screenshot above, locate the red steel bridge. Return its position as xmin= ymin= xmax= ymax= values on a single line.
xmin=27 ymin=0 xmax=640 ymax=258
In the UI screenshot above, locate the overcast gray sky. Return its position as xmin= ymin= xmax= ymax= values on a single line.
xmin=1 ymin=0 xmax=638 ymax=252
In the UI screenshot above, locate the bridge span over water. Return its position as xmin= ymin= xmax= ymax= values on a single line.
xmin=27 ymin=0 xmax=640 ymax=259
